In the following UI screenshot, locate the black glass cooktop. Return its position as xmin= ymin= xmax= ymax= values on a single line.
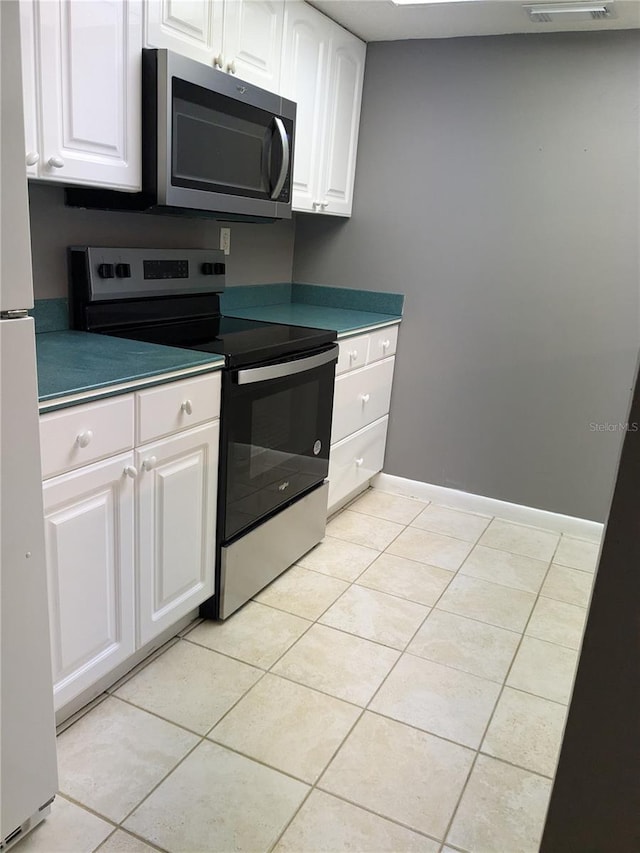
xmin=107 ymin=315 xmax=337 ymax=368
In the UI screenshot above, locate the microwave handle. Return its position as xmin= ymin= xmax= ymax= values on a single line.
xmin=270 ymin=117 xmax=290 ymax=200
xmin=236 ymin=345 xmax=338 ymax=385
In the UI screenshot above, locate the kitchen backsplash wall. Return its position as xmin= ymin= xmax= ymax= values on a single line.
xmin=28 ymin=184 xmax=295 ymax=299
xmin=294 ymin=30 xmax=640 ymax=523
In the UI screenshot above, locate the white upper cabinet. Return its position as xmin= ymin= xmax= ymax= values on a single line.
xmin=279 ymin=1 xmax=328 ymax=211
xmin=144 ymin=0 xmax=224 ymax=66
xmin=19 ymin=0 xmax=39 ymax=178
xmin=281 ymin=1 xmax=365 ymax=217
xmin=22 ymin=0 xmax=142 ymax=190
xmin=222 ymin=0 xmax=284 ymax=92
xmin=318 ymin=29 xmax=365 ymax=216
xmin=144 ymin=0 xmax=284 ymax=93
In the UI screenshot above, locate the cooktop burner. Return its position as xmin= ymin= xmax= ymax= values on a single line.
xmin=107 ymin=315 xmax=337 ymax=368
xmin=68 ymin=246 xmax=337 ymax=367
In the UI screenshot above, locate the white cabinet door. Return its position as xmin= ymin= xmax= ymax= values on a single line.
xmin=280 ymin=0 xmax=328 ymax=212
xmin=144 ymin=0 xmax=224 ymax=66
xmin=222 ymin=0 xmax=284 ymax=92
xmin=136 ymin=422 xmax=218 ymax=646
xmin=318 ymin=27 xmax=366 ymax=217
xmin=19 ymin=0 xmax=40 ymax=177
xmin=328 ymin=416 xmax=388 ymax=513
xmin=332 ymin=357 xmax=396 ymax=444
xmin=281 ymin=1 xmax=365 ymax=217
xmin=35 ymin=0 xmax=142 ymax=189
xmin=43 ymin=453 xmax=136 ymax=711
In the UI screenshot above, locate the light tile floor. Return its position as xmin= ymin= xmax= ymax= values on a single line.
xmin=16 ymin=488 xmax=600 ymax=853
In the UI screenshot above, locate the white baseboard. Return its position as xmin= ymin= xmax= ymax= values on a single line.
xmin=372 ymin=473 xmax=604 ymax=543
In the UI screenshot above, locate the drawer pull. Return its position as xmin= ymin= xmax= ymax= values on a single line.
xmin=181 ymin=399 xmax=193 ymax=415
xmin=349 ymin=350 xmax=358 ymax=361
xmin=47 ymin=155 xmax=65 ymax=169
xmin=355 ymin=457 xmax=364 ymax=467
xmin=360 ymin=393 xmax=370 ymax=404
xmin=142 ymin=456 xmax=157 ymax=472
xmin=382 ymin=339 xmax=391 ymax=350
xmin=76 ymin=430 xmax=93 ymax=449
xmin=123 ymin=465 xmax=138 ymax=479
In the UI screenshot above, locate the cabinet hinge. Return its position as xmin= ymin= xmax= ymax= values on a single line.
xmin=0 ymin=309 xmax=29 ymax=320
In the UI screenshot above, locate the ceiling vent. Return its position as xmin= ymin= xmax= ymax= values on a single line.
xmin=524 ymin=2 xmax=616 ymax=23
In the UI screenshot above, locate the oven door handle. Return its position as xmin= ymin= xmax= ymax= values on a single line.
xmin=236 ymin=345 xmax=338 ymax=385
xmin=270 ymin=117 xmax=290 ymax=200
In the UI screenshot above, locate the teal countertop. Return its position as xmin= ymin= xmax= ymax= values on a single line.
xmin=37 ymin=331 xmax=224 ymax=412
xmin=225 ymin=303 xmax=401 ymax=335
xmin=219 ymin=282 xmax=403 ymax=335
xmin=34 ymin=283 xmax=402 ymax=410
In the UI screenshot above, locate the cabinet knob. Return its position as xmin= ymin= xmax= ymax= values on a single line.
xmin=320 ymin=201 xmax=329 ymax=209
xmin=227 ymin=59 xmax=236 ymax=75
xmin=47 ymin=156 xmax=65 ymax=169
xmin=312 ymin=200 xmax=321 ymax=209
xmin=360 ymin=393 xmax=370 ymax=404
xmin=76 ymin=429 xmax=93 ymax=449
xmin=123 ymin=465 xmax=138 ymax=479
xmin=382 ymin=339 xmax=391 ymax=350
xmin=214 ymin=53 xmax=224 ymax=69
xmin=181 ymin=399 xmax=193 ymax=415
xmin=349 ymin=350 xmax=358 ymax=361
xmin=355 ymin=457 xmax=364 ymax=467
xmin=26 ymin=151 xmax=40 ymax=166
xmin=142 ymin=456 xmax=157 ymax=472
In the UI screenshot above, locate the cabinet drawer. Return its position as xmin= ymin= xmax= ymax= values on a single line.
xmin=368 ymin=325 xmax=398 ymax=364
xmin=336 ymin=333 xmax=369 ymax=375
xmin=40 ymin=395 xmax=134 ymax=479
xmin=328 ymin=416 xmax=388 ymax=513
xmin=136 ymin=373 xmax=221 ymax=444
xmin=331 ymin=357 xmax=395 ymax=443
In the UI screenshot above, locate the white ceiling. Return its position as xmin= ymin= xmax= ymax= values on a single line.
xmin=306 ymin=0 xmax=640 ymax=41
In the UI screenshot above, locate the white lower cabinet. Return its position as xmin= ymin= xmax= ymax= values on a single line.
xmin=42 ymin=453 xmax=136 ymax=711
xmin=332 ymin=357 xmax=395 ymax=444
xmin=328 ymin=416 xmax=388 ymax=512
xmin=40 ymin=372 xmax=221 ymax=713
xmin=328 ymin=324 xmax=399 ymax=514
xmin=136 ymin=422 xmax=218 ymax=646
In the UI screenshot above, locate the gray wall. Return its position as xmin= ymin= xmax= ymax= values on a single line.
xmin=29 ymin=184 xmax=295 ymax=298
xmin=294 ymin=31 xmax=640 ymax=522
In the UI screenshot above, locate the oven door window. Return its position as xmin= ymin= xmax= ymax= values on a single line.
xmin=171 ymin=78 xmax=292 ymax=201
xmin=223 ymin=361 xmax=334 ymax=542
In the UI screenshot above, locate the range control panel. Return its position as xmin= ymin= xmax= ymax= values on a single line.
xmin=71 ymin=247 xmax=227 ymax=301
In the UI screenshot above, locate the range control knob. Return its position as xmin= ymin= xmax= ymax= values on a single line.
xmin=201 ymin=262 xmax=214 ymax=275
xmin=97 ymin=263 xmax=115 ymax=279
xmin=115 ymin=263 xmax=131 ymax=278
xmin=213 ymin=262 xmax=226 ymax=275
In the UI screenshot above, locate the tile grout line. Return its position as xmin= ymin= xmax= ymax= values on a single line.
xmin=265 ymin=497 xmax=443 ymax=851
xmin=439 ymin=532 xmax=568 ymax=849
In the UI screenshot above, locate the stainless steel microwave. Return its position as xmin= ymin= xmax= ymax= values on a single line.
xmin=66 ymin=49 xmax=296 ymax=220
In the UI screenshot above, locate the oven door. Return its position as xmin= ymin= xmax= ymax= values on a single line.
xmin=221 ymin=345 xmax=338 ymax=542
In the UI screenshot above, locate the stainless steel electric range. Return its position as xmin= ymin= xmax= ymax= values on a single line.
xmin=69 ymin=246 xmax=338 ymax=619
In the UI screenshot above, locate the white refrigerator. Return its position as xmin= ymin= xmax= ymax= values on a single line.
xmin=0 ymin=0 xmax=59 ymax=846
